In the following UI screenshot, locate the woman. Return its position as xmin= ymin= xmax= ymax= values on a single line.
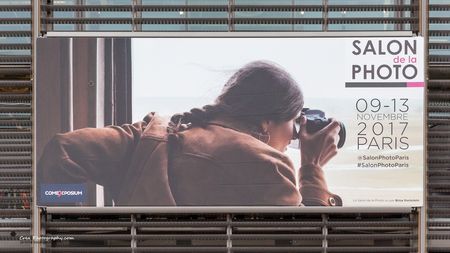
xmin=38 ymin=61 xmax=342 ymax=206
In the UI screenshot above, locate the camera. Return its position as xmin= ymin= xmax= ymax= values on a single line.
xmin=293 ymin=108 xmax=346 ymax=148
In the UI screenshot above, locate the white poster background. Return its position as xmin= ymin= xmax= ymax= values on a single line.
xmin=132 ymin=37 xmax=424 ymax=207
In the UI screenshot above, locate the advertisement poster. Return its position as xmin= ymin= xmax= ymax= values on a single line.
xmin=37 ymin=37 xmax=424 ymax=207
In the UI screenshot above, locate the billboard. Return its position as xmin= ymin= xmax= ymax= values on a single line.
xmin=36 ymin=36 xmax=425 ymax=207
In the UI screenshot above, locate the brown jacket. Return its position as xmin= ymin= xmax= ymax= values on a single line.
xmin=38 ymin=112 xmax=342 ymax=206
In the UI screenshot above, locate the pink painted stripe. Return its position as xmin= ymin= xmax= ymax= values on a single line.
xmin=407 ymin=82 xmax=425 ymax=87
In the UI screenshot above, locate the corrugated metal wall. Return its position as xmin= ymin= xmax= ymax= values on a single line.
xmin=0 ymin=1 xmax=449 ymax=252
xmin=0 ymin=0 xmax=32 ymax=252
xmin=427 ymin=1 xmax=450 ymax=252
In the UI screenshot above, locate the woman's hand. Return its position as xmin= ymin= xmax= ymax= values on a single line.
xmin=298 ymin=115 xmax=341 ymax=167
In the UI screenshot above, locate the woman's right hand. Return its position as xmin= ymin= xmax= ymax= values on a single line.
xmin=298 ymin=115 xmax=341 ymax=168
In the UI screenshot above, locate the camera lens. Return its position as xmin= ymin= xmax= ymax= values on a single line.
xmin=291 ymin=109 xmax=346 ymax=148
xmin=336 ymin=122 xmax=346 ymax=149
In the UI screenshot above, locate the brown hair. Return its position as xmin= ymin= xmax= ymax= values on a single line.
xmin=170 ymin=60 xmax=304 ymax=131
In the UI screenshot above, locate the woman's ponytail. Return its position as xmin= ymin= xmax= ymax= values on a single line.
xmin=169 ymin=104 xmax=225 ymax=131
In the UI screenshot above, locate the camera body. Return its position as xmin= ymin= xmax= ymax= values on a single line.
xmin=294 ymin=108 xmax=346 ymax=148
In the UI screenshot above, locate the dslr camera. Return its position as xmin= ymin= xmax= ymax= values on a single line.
xmin=292 ymin=108 xmax=346 ymax=148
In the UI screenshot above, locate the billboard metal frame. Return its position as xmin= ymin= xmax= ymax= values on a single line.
xmin=32 ymin=29 xmax=427 ymax=253
xmin=44 ymin=31 xmax=414 ymax=38
xmin=33 ymin=31 xmax=427 ymax=213
xmin=43 ymin=206 xmax=415 ymax=214
xmin=35 ymin=31 xmax=424 ymax=213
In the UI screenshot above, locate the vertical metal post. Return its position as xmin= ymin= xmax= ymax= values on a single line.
xmin=131 ymin=0 xmax=135 ymax=32
xmin=291 ymin=0 xmax=295 ymax=31
xmin=227 ymin=0 xmax=231 ymax=31
xmin=418 ymin=207 xmax=427 ymax=253
xmin=226 ymin=214 xmax=232 ymax=253
xmin=228 ymin=0 xmax=235 ymax=32
xmin=32 ymin=0 xmax=41 ymax=252
xmin=45 ymin=0 xmax=54 ymax=33
xmin=322 ymin=214 xmax=328 ymax=253
xmin=322 ymin=0 xmax=328 ymax=31
xmin=418 ymin=0 xmax=429 ymax=253
xmin=419 ymin=0 xmax=429 ymax=37
xmin=131 ymin=214 xmax=137 ymax=253
xmin=411 ymin=0 xmax=421 ymax=34
xmin=185 ymin=0 xmax=189 ymax=31
xmin=394 ymin=0 xmax=402 ymax=31
xmin=76 ymin=0 xmax=85 ymax=31
xmin=132 ymin=0 xmax=142 ymax=32
xmin=410 ymin=210 xmax=419 ymax=252
xmin=39 ymin=210 xmax=46 ymax=251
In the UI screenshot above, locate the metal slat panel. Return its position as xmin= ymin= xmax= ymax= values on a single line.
xmin=326 ymin=5 xmax=416 ymax=12
xmin=0 ymin=209 xmax=31 ymax=218
xmin=0 ymin=5 xmax=31 ymax=12
xmin=0 ymin=31 xmax=31 ymax=37
xmin=429 ymin=208 xmax=450 ymax=217
xmin=0 ymin=248 xmax=31 ymax=253
xmin=429 ymin=143 xmax=450 ymax=150
xmin=429 ymin=4 xmax=450 ymax=11
xmin=0 ymin=56 xmax=31 ymax=64
xmin=430 ymin=30 xmax=450 ymax=36
xmin=36 ymin=246 xmax=419 ymax=252
xmin=429 ymin=195 xmax=450 ymax=202
xmin=428 ymin=233 xmax=450 ymax=240
xmin=0 ymin=44 xmax=31 ymax=50
xmin=429 ymin=247 xmax=450 ymax=252
xmin=429 ymin=80 xmax=450 ymax=89
xmin=429 ymin=66 xmax=450 ymax=77
xmin=3 ymin=0 xmax=44 ymax=252
xmin=430 ymin=43 xmax=450 ymax=50
xmin=38 ymin=4 xmax=420 ymax=13
xmin=41 ymin=212 xmax=415 ymax=251
xmin=429 ymin=92 xmax=450 ymax=101
xmin=325 ymin=247 xmax=415 ymax=252
xmin=38 ymin=3 xmax=419 ymax=33
xmin=41 ymin=17 xmax=419 ymax=26
xmin=429 ymin=17 xmax=450 ymax=24
xmin=0 ymin=18 xmax=31 ymax=25
xmin=0 ymin=66 xmax=31 ymax=76
xmin=430 ymin=55 xmax=450 ymax=63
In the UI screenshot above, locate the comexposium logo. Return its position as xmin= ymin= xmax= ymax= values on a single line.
xmin=39 ymin=184 xmax=86 ymax=204
xmin=44 ymin=190 xmax=83 ymax=198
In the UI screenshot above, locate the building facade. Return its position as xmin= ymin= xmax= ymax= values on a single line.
xmin=0 ymin=0 xmax=449 ymax=252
